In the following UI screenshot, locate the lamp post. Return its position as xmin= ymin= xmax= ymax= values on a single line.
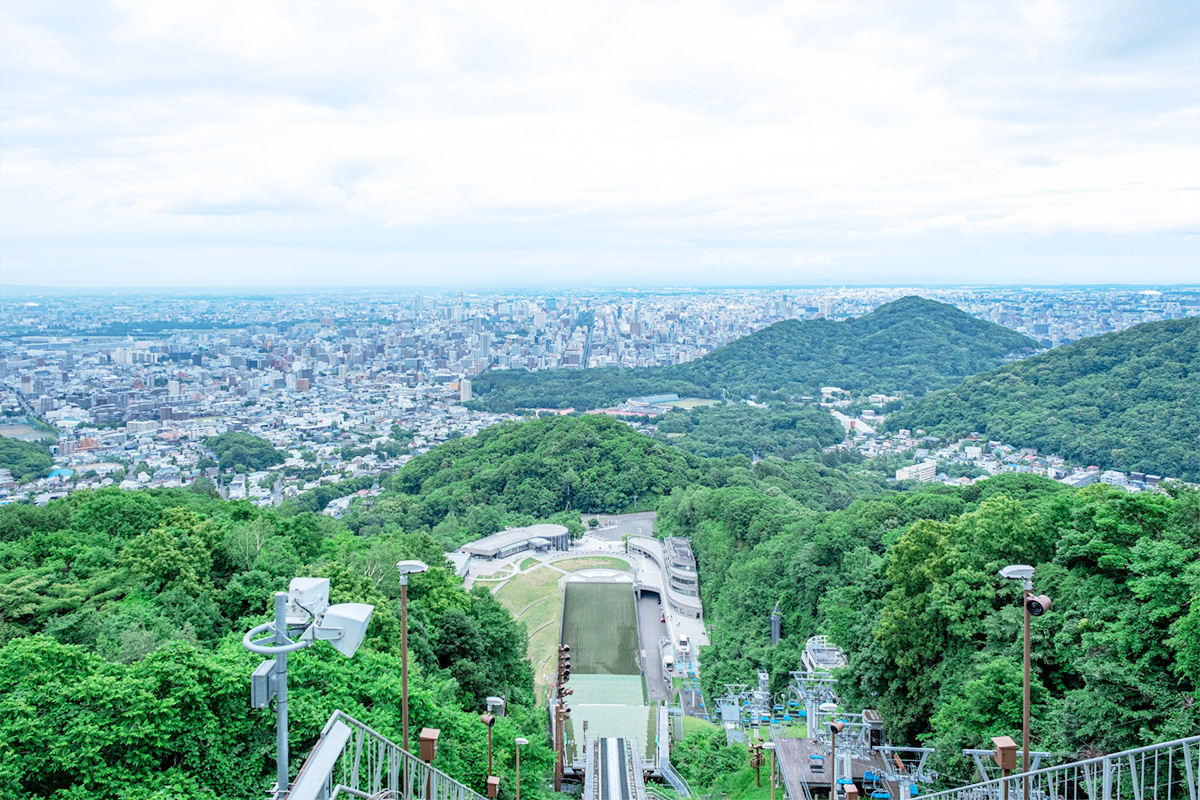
xmin=763 ymin=741 xmax=777 ymax=800
xmin=397 ymin=560 xmax=429 ymax=752
xmin=999 ymin=566 xmax=1052 ymax=800
xmin=243 ymin=578 xmax=375 ymax=800
xmin=514 ymin=737 xmax=528 ymax=800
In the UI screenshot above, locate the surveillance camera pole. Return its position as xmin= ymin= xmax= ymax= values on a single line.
xmin=242 ymin=591 xmax=313 ymax=800
xmin=273 ymin=592 xmax=290 ymax=800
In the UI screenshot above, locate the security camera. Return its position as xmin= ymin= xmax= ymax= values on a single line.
xmin=1026 ymin=595 xmax=1052 ymax=617
xmin=998 ymin=565 xmax=1035 ymax=582
xmin=287 ymin=577 xmax=330 ymax=625
xmin=314 ymin=602 xmax=375 ymax=657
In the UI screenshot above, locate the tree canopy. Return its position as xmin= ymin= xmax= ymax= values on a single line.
xmin=203 ymin=432 xmax=286 ymax=473
xmin=888 ymin=317 xmax=1200 ymax=481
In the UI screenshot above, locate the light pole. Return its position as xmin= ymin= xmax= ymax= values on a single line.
xmin=829 ymin=720 xmax=846 ymax=800
xmin=514 ymin=737 xmax=528 ymax=800
xmin=243 ymin=578 xmax=375 ymax=799
xmin=763 ymin=741 xmax=776 ymax=800
xmin=999 ymin=565 xmax=1052 ymax=800
xmin=397 ymin=560 xmax=429 ymax=752
xmin=482 ymin=696 xmax=504 ymax=778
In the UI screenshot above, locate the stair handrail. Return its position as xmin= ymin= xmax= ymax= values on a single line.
xmin=288 ymin=709 xmax=488 ymax=800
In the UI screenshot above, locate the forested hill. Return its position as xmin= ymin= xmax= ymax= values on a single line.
xmin=887 ymin=317 xmax=1200 ymax=482
xmin=368 ymin=415 xmax=708 ymax=549
xmin=468 ymin=296 xmax=1036 ymax=411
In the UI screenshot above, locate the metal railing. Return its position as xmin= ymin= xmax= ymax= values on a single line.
xmin=287 ymin=710 xmax=488 ymax=800
xmin=916 ymin=737 xmax=1200 ymax=800
xmin=662 ymin=758 xmax=693 ymax=797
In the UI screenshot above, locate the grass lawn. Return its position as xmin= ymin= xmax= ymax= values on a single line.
xmin=473 ymin=578 xmax=504 ymax=589
xmin=552 ymin=556 xmax=630 ymax=572
xmin=495 ymin=567 xmax=566 ymax=701
xmin=680 ymin=715 xmax=717 ymax=737
xmin=519 ymin=557 xmax=540 ymax=570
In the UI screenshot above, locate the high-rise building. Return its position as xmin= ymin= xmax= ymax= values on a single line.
xmin=460 ymin=379 xmax=472 ymax=402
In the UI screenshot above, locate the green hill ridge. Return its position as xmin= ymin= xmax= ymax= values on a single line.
xmin=887 ymin=316 xmax=1200 ymax=481
xmin=469 ymin=296 xmax=1036 ymax=411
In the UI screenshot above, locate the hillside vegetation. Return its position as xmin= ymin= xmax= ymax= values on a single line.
xmin=0 ymin=489 xmax=555 ymax=800
xmin=658 ymin=474 xmax=1200 ymax=782
xmin=653 ymin=403 xmax=847 ymax=460
xmin=888 ymin=317 xmax=1200 ymax=481
xmin=469 ymin=297 xmax=1036 ymax=411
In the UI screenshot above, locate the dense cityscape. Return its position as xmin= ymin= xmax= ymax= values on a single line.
xmin=2 ymin=285 xmax=1196 ymax=504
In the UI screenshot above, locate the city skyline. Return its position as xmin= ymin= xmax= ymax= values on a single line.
xmin=2 ymin=1 xmax=1198 ymax=288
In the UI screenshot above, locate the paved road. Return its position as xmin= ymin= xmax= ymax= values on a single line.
xmin=637 ymin=593 xmax=670 ymax=702
xmin=587 ymin=511 xmax=658 ymax=542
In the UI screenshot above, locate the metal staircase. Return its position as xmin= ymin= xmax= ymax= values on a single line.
xmin=916 ymin=736 xmax=1200 ymax=800
xmin=286 ymin=710 xmax=488 ymax=800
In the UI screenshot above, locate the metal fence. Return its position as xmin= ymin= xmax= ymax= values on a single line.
xmin=916 ymin=737 xmax=1200 ymax=800
xmin=287 ymin=710 xmax=488 ymax=800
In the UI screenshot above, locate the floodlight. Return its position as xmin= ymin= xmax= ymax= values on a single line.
xmin=1026 ymin=594 xmax=1052 ymax=617
xmin=515 ymin=737 xmax=529 ymax=746
xmin=998 ymin=565 xmax=1035 ymax=582
xmin=481 ymin=713 xmax=496 ymax=727
xmin=829 ymin=720 xmax=846 ymax=734
xmin=287 ymin=577 xmax=330 ymax=625
xmin=819 ymin=702 xmax=838 ymax=713
xmin=396 ymin=560 xmax=429 ymax=574
xmin=763 ymin=741 xmax=777 ymax=750
xmin=314 ymin=602 xmax=375 ymax=657
xmin=486 ymin=696 xmax=505 ymax=715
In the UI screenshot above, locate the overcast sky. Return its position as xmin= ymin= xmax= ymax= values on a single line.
xmin=1 ymin=0 xmax=1197 ymax=289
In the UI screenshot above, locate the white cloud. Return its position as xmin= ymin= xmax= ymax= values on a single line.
xmin=0 ymin=0 xmax=1197 ymax=287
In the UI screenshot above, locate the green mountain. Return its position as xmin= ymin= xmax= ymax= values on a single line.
xmin=887 ymin=317 xmax=1200 ymax=481
xmin=370 ymin=414 xmax=708 ymax=548
xmin=469 ymin=296 xmax=1036 ymax=411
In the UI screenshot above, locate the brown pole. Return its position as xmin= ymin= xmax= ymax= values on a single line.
xmin=755 ymin=743 xmax=762 ymax=787
xmin=554 ymin=703 xmax=564 ymax=791
xmin=1002 ymin=767 xmax=1010 ymax=800
xmin=488 ymin=724 xmax=493 ymax=777
xmin=516 ymin=742 xmax=522 ymax=800
xmin=831 ymin=730 xmax=837 ymax=800
xmin=402 ymin=580 xmax=410 ymax=752
xmin=1023 ymin=591 xmax=1031 ymax=800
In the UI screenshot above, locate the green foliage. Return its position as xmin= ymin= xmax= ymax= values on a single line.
xmin=672 ymin=727 xmax=749 ymax=788
xmin=653 ymin=403 xmax=845 ymax=460
xmin=377 ymin=415 xmax=708 ymax=548
xmin=0 ymin=436 xmax=53 ymax=482
xmin=660 ymin=477 xmax=1199 ymax=781
xmin=0 ymin=487 xmax=552 ymax=799
xmin=470 ymin=297 xmax=1036 ymax=411
xmin=203 ymin=432 xmax=285 ymax=473
xmin=888 ymin=317 xmax=1200 ymax=481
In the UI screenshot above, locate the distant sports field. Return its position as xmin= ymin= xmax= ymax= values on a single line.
xmin=561 ymin=582 xmax=639 ymax=675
